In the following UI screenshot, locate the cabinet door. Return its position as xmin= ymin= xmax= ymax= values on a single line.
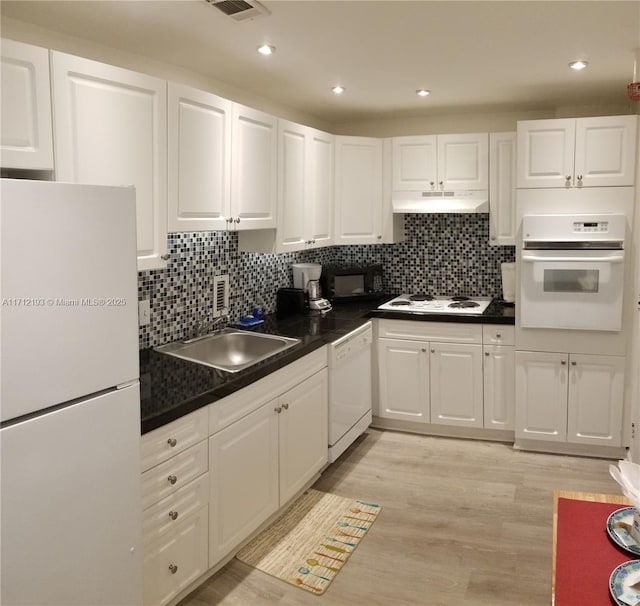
xmin=574 ymin=115 xmax=637 ymax=187
xmin=208 ymin=400 xmax=279 ymax=566
xmin=279 ymin=369 xmax=328 ymax=505
xmin=51 ymin=51 xmax=168 ymax=270
xmin=142 ymin=506 xmax=208 ymax=606
xmin=167 ymin=83 xmax=231 ymax=232
xmin=276 ymin=119 xmax=307 ymax=252
xmin=0 ymin=39 xmax=53 ymax=170
xmin=391 ymin=135 xmax=437 ymax=191
xmin=489 ymin=132 xmax=516 ymax=246
xmin=483 ymin=345 xmax=515 ymax=430
xmin=516 ymin=119 xmax=575 ymax=188
xmin=515 ymin=351 xmax=568 ymax=441
xmin=377 ymin=338 xmax=429 ymax=422
xmin=334 ymin=136 xmax=383 ymax=245
xmin=231 ymin=103 xmax=277 ymax=229
xmin=430 ymin=343 xmax=483 ymax=428
xmin=437 ymin=133 xmax=488 ymax=190
xmin=567 ymin=354 xmax=625 ymax=447
xmin=307 ymin=127 xmax=334 ymax=247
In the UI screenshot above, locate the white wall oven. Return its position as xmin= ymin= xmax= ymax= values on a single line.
xmin=520 ymin=214 xmax=626 ymax=331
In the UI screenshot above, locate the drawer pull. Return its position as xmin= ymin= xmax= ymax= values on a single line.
xmin=168 ymin=564 xmax=178 ymax=574
xmin=282 ymin=402 xmax=289 ymax=410
xmin=495 ymin=333 xmax=501 ymax=339
xmin=167 ymin=438 xmax=177 ymax=448
xmin=485 ymin=352 xmax=490 ymax=357
xmin=274 ymin=406 xmax=282 ymax=414
xmin=168 ymin=475 xmax=177 ymax=485
xmin=169 ymin=510 xmax=179 ymax=521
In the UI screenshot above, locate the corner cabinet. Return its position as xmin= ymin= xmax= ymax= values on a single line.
xmin=0 ymin=39 xmax=54 ymax=170
xmin=208 ymin=348 xmax=328 ymax=567
xmin=50 ymin=51 xmax=168 ymax=270
xmin=238 ymin=121 xmax=333 ymax=252
xmin=167 ymin=82 xmax=232 ymax=232
xmin=515 ymin=351 xmax=625 ymax=449
xmin=517 ymin=115 xmax=637 ymax=188
xmin=488 ymin=132 xmax=516 ymax=246
xmin=334 ymin=136 xmax=383 ymax=245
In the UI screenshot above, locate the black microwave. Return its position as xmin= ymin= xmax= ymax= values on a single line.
xmin=321 ymin=264 xmax=384 ymax=301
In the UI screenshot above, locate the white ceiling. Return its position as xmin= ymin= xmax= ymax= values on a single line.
xmin=2 ymin=0 xmax=639 ymax=125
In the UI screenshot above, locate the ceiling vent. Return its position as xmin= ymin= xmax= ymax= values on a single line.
xmin=205 ymin=0 xmax=270 ymax=21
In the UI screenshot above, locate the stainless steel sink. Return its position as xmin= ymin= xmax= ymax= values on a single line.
xmin=155 ymin=328 xmax=301 ymax=373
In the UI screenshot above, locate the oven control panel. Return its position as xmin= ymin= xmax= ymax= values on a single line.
xmin=572 ymin=220 xmax=609 ymax=233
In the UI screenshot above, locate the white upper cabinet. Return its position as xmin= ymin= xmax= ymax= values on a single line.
xmin=238 ymin=121 xmax=333 ymax=252
xmin=488 ymin=132 xmax=517 ymax=246
xmin=334 ymin=136 xmax=383 ymax=245
xmin=230 ymin=103 xmax=277 ymax=230
xmin=0 ymin=39 xmax=54 ymax=170
xmin=517 ymin=115 xmax=637 ymax=188
xmin=392 ymin=133 xmax=488 ymax=191
xmin=167 ymin=83 xmax=231 ymax=232
xmin=51 ymin=51 xmax=168 ymax=271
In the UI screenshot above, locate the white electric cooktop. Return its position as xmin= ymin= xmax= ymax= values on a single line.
xmin=377 ymin=294 xmax=492 ymax=315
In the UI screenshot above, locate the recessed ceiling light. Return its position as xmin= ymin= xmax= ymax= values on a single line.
xmin=416 ymin=89 xmax=431 ymax=97
xmin=569 ymin=60 xmax=588 ymax=71
xmin=331 ymin=85 xmax=346 ymax=95
xmin=257 ymin=44 xmax=275 ymax=56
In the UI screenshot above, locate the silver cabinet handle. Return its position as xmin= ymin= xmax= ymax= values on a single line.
xmin=168 ymin=475 xmax=177 ymax=485
xmin=167 ymin=438 xmax=177 ymax=447
xmin=282 ymin=402 xmax=289 ymax=410
xmin=169 ymin=564 xmax=178 ymax=574
xmin=274 ymin=406 xmax=282 ymax=413
xmin=169 ymin=510 xmax=178 ymax=521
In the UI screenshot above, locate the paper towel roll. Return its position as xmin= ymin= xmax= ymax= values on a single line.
xmin=501 ymin=262 xmax=515 ymax=303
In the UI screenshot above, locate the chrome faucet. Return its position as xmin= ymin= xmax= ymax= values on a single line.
xmin=187 ymin=314 xmax=229 ymax=342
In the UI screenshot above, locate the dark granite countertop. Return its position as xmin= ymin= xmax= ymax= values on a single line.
xmin=139 ymin=295 xmax=515 ymax=434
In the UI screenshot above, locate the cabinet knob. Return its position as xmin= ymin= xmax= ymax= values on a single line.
xmin=226 ymin=217 xmax=234 ymax=224
xmin=565 ymin=175 xmax=572 ymax=184
xmin=485 ymin=352 xmax=490 ymax=357
xmin=167 ymin=438 xmax=177 ymax=448
xmin=377 ymin=235 xmax=382 ymax=240
xmin=421 ymin=348 xmax=426 ymax=353
xmin=161 ymin=253 xmax=170 ymax=261
xmin=282 ymin=402 xmax=289 ymax=410
xmin=571 ymin=361 xmax=577 ymax=366
xmin=491 ymin=236 xmax=496 ymax=241
xmin=577 ymin=175 xmax=583 ymax=182
xmin=168 ymin=564 xmax=178 ymax=575
xmin=431 ymin=348 xmax=435 ymax=353
xmin=496 ymin=333 xmax=501 ymax=339
xmin=439 ymin=181 xmax=444 ymax=189
xmin=167 ymin=475 xmax=177 ymax=485
xmin=430 ymin=181 xmax=435 ymax=187
xmin=561 ymin=360 xmax=567 ymax=365
xmin=235 ymin=217 xmax=241 ymax=224
xmin=169 ymin=510 xmax=179 ymax=521
xmin=274 ymin=406 xmax=282 ymax=413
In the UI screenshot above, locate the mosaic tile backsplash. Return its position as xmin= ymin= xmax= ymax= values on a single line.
xmin=138 ymin=214 xmax=515 ymax=349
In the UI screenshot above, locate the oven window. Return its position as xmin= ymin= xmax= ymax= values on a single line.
xmin=543 ymin=269 xmax=599 ymax=293
xmin=334 ymin=274 xmax=365 ymax=295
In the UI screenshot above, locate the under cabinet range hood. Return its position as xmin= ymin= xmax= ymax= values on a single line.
xmin=392 ymin=190 xmax=489 ymax=214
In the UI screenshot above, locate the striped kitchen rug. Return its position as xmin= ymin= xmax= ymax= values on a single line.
xmin=235 ymin=488 xmax=381 ymax=595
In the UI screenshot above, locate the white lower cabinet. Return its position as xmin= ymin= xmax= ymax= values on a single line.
xmin=140 ymin=410 xmax=209 ymax=606
xmin=209 ymin=350 xmax=328 ymax=568
xmin=515 ymin=351 xmax=625 ymax=447
xmin=376 ymin=320 xmax=514 ymax=434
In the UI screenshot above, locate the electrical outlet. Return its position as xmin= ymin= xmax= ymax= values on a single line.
xmin=138 ymin=300 xmax=150 ymax=326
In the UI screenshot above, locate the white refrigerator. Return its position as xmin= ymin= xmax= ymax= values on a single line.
xmin=0 ymin=179 xmax=143 ymax=605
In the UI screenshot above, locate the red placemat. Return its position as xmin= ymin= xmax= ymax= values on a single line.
xmin=556 ymin=497 xmax=632 ymax=605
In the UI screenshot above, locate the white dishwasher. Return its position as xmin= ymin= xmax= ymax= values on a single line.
xmin=328 ymin=321 xmax=373 ymax=463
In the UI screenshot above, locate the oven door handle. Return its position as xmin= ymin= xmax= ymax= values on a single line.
xmin=521 ymin=254 xmax=625 ymax=263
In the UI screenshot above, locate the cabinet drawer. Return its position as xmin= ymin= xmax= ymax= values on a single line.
xmin=143 ymin=472 xmax=209 ymax=540
xmin=482 ymin=325 xmax=514 ymax=346
xmin=141 ymin=407 xmax=208 ymax=472
xmin=377 ymin=319 xmax=482 ymax=344
xmin=141 ymin=441 xmax=208 ymax=510
xmin=142 ymin=505 xmax=209 ymax=606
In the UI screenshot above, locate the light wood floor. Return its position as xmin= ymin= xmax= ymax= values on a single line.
xmin=179 ymin=429 xmax=620 ymax=606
